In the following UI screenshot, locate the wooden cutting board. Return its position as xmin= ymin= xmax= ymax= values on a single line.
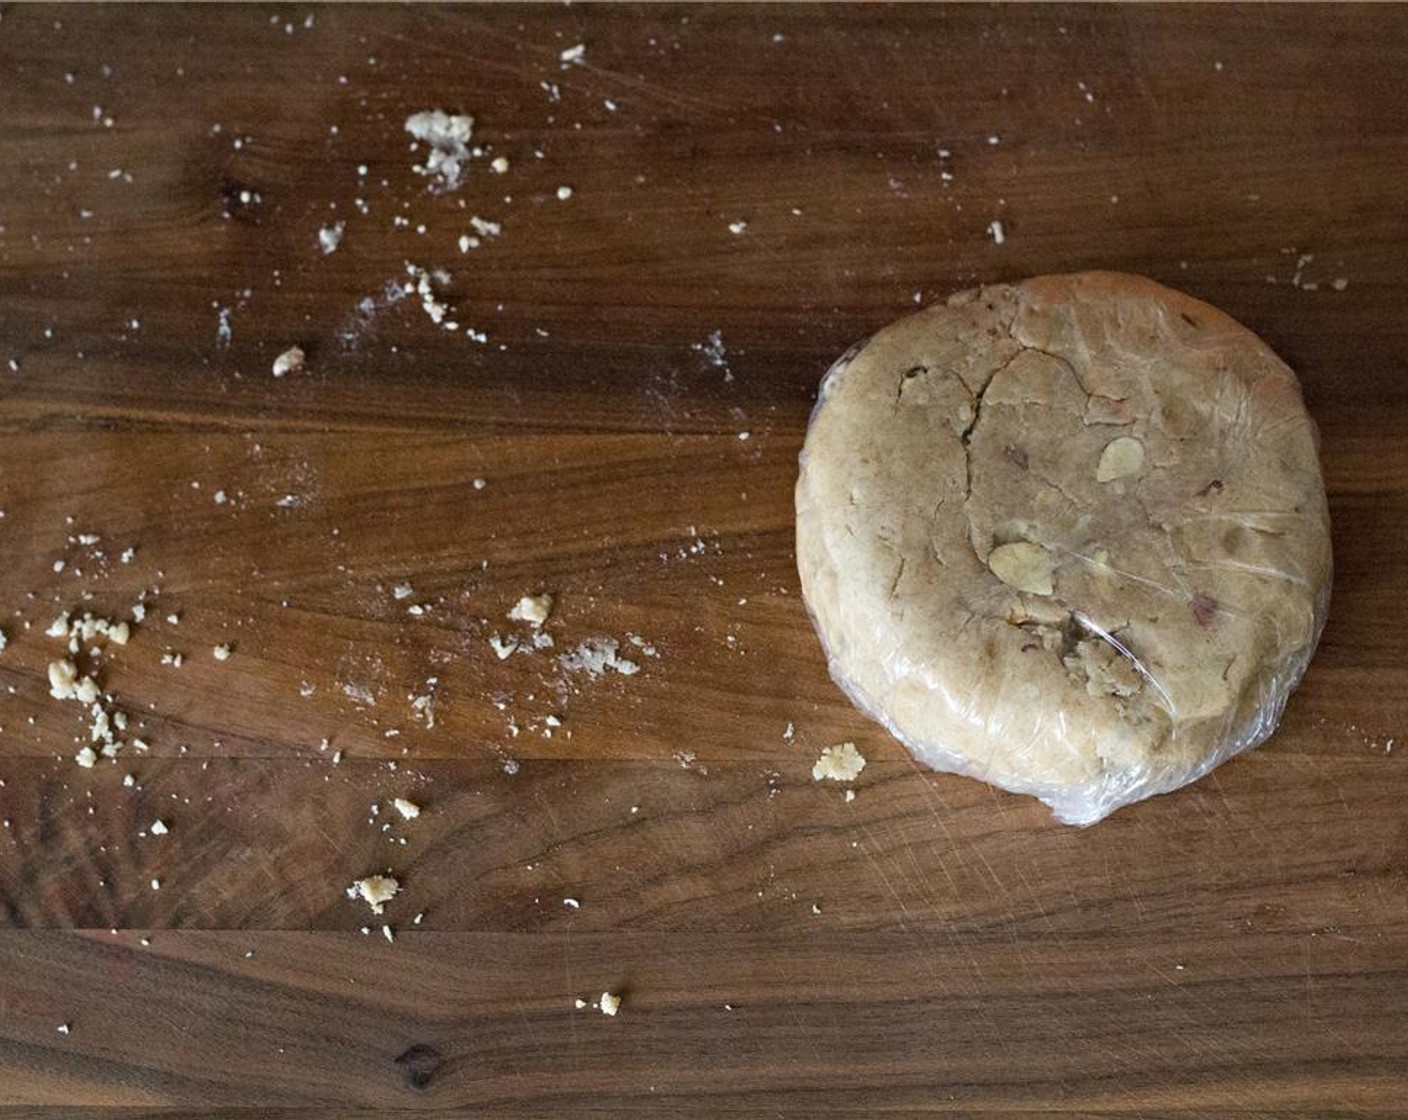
xmin=1 ymin=5 xmax=1405 ymax=1114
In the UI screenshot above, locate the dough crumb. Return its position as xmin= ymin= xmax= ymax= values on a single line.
xmin=318 ymin=221 xmax=345 ymax=255
xmin=212 ymin=644 xmax=231 ymax=661
xmin=149 ymin=819 xmax=168 ymax=836
xmin=404 ymin=109 xmax=475 ymax=191
xmin=508 ymin=593 xmax=554 ymax=627
xmin=272 ymin=346 xmax=306 ymax=378
xmin=599 ymin=991 xmax=621 ymax=1016
xmin=404 ymin=262 xmax=456 ymax=329
xmin=47 ymin=659 xmax=81 ymax=700
xmin=349 ymin=874 xmax=400 ymax=915
xmin=393 ymin=797 xmax=420 ymax=820
xmin=489 ymin=633 xmax=519 ymax=660
xmin=812 ymin=742 xmax=866 ymax=783
xmin=470 ymin=216 xmax=500 ymax=240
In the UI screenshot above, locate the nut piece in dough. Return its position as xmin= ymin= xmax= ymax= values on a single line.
xmin=987 ymin=542 xmax=1054 ymax=596
xmin=1096 ymin=436 xmax=1145 ymax=482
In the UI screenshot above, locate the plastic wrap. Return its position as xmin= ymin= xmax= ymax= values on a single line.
xmin=795 ymin=273 xmax=1332 ymax=825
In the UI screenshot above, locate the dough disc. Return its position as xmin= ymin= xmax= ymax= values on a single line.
xmin=795 ymin=272 xmax=1331 ymax=824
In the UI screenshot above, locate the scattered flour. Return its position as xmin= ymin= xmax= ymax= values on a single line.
xmin=559 ymin=638 xmax=639 ymax=678
xmin=691 ymin=330 xmax=731 ymax=380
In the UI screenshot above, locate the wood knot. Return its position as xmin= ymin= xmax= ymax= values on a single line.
xmin=394 ymin=1043 xmax=444 ymax=1091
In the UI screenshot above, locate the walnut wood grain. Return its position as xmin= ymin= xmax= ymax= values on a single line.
xmin=1 ymin=3 xmax=1406 ymax=1114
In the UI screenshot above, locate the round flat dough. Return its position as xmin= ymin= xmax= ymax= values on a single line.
xmin=795 ymin=272 xmax=1331 ymax=824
